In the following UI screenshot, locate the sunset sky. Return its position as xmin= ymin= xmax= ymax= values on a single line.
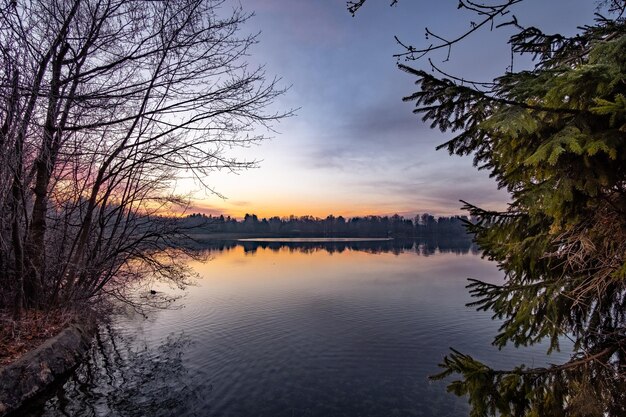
xmin=178 ymin=0 xmax=598 ymax=219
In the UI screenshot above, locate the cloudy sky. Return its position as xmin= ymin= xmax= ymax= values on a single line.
xmin=180 ymin=0 xmax=599 ymax=219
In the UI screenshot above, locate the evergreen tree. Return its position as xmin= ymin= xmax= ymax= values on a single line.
xmin=397 ymin=9 xmax=626 ymax=417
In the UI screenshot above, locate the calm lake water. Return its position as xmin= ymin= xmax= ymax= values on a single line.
xmin=21 ymin=239 xmax=570 ymax=417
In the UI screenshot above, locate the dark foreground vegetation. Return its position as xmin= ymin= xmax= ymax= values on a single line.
xmin=1 ymin=0 xmax=625 ymax=415
xmin=0 ymin=0 xmax=285 ymax=320
xmin=350 ymin=0 xmax=626 ymax=415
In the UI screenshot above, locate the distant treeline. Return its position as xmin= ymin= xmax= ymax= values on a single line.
xmin=181 ymin=213 xmax=475 ymax=238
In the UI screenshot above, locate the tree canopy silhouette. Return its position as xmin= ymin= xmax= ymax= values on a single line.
xmin=182 ymin=212 xmax=470 ymax=238
xmin=0 ymin=0 xmax=287 ymax=316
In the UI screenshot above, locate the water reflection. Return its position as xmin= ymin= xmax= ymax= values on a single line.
xmin=16 ymin=238 xmax=568 ymax=417
xmin=194 ymin=237 xmax=478 ymax=256
xmin=19 ymin=326 xmax=207 ymax=417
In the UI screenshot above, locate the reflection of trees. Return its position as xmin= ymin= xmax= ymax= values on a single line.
xmin=191 ymin=238 xmax=475 ymax=257
xmin=21 ymin=326 xmax=206 ymax=417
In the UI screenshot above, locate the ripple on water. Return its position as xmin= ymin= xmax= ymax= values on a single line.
xmin=24 ymin=244 xmax=572 ymax=417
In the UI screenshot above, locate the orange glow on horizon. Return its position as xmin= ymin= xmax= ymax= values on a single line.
xmin=176 ymin=198 xmax=478 ymax=220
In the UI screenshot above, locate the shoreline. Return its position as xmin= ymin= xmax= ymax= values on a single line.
xmin=0 ymin=318 xmax=96 ymax=416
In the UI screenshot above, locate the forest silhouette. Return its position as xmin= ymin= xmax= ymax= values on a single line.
xmin=181 ymin=213 xmax=472 ymax=239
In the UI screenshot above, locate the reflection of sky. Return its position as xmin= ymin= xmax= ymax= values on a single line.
xmin=103 ymin=246 xmax=573 ymax=417
xmin=178 ymin=1 xmax=598 ymax=219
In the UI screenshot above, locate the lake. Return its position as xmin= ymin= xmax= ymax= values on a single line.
xmin=20 ymin=239 xmax=570 ymax=417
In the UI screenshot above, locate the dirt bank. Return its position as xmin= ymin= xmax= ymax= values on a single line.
xmin=0 ymin=320 xmax=96 ymax=416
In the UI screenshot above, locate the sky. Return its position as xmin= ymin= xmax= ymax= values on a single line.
xmin=177 ymin=0 xmax=600 ymax=219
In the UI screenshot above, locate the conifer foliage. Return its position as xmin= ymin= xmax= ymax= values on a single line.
xmin=398 ymin=7 xmax=626 ymax=417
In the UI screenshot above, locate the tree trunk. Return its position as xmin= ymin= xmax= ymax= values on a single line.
xmin=27 ymin=43 xmax=70 ymax=293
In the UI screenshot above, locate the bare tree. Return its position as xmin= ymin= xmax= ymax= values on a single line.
xmin=0 ymin=0 xmax=288 ymax=316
